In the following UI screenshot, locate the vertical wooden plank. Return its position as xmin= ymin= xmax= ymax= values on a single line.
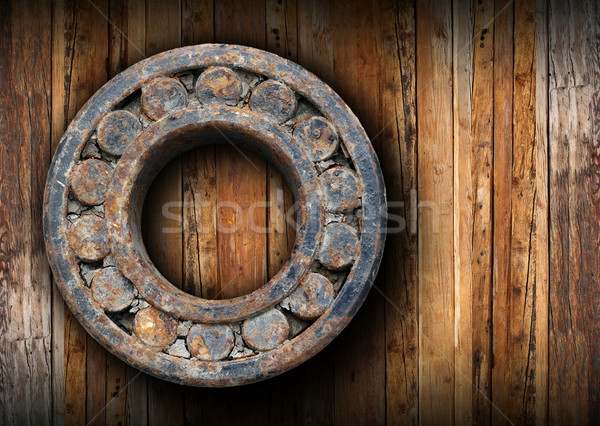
xmin=534 ymin=0 xmax=549 ymax=423
xmin=143 ymin=0 xmax=183 ymax=290
xmin=266 ymin=0 xmax=297 ymax=61
xmin=0 ymin=1 xmax=53 ymax=424
xmin=127 ymin=0 xmax=146 ymax=66
xmin=52 ymin=1 xmax=109 ymax=424
xmin=469 ymin=2 xmax=495 ymax=422
xmin=181 ymin=0 xmax=216 ymax=299
xmin=266 ymin=0 xmax=297 ymax=283
xmin=377 ymin=0 xmax=419 ymax=424
xmin=492 ymin=0 xmax=539 ymax=423
xmin=297 ymin=0 xmax=334 ymax=83
xmin=104 ymin=2 xmax=144 ymax=425
xmin=104 ymin=354 xmax=128 ymax=426
xmin=86 ymin=336 xmax=107 ymax=426
xmin=181 ymin=2 xmax=271 ymax=425
xmin=182 ymin=0 xmax=215 ymax=46
xmin=452 ymin=0 xmax=474 ymax=423
xmin=454 ymin=0 xmax=495 ymax=423
xmin=266 ymin=2 xmax=338 ymax=424
xmin=180 ymin=1 xmax=215 ymax=424
xmin=126 ymin=368 xmax=147 ymax=426
xmin=141 ymin=2 xmax=186 ymax=426
xmin=264 ymin=3 xmax=333 ymax=425
xmin=416 ymin=0 xmax=455 ymax=423
xmin=549 ymin=0 xmax=600 ymax=424
xmin=491 ymin=0 xmax=513 ymax=424
xmin=182 ymin=147 xmax=219 ymax=298
xmin=214 ymin=0 xmax=268 ymax=300
xmin=331 ymin=1 xmax=386 ymax=425
xmin=120 ymin=3 xmax=149 ymax=426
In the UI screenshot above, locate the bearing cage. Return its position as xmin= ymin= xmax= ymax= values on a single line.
xmin=44 ymin=44 xmax=387 ymax=386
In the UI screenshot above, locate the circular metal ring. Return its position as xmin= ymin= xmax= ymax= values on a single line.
xmin=44 ymin=44 xmax=386 ymax=387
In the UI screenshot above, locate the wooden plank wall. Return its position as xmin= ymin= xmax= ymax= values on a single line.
xmin=0 ymin=0 xmax=599 ymax=425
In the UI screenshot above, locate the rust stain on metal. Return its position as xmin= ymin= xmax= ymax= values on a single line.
xmin=242 ymin=309 xmax=290 ymax=352
xmin=133 ymin=306 xmax=178 ymax=350
xmin=97 ymin=110 xmax=142 ymax=156
xmin=320 ymin=166 xmax=360 ymax=212
xmin=70 ymin=159 xmax=113 ymax=205
xmin=187 ymin=323 xmax=235 ymax=361
xmin=317 ymin=222 xmax=359 ymax=271
xmin=66 ymin=214 xmax=110 ymax=262
xmin=249 ymin=79 xmax=297 ymax=123
xmin=44 ymin=44 xmax=386 ymax=387
xmin=91 ymin=267 xmax=135 ymax=312
xmin=195 ymin=66 xmax=243 ymax=105
xmin=141 ymin=76 xmax=188 ymax=120
xmin=293 ymin=116 xmax=339 ymax=162
xmin=286 ymin=273 xmax=335 ymax=321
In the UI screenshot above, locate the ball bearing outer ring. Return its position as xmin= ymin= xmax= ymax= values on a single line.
xmin=43 ymin=44 xmax=387 ymax=387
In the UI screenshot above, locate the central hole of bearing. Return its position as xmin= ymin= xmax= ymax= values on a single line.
xmin=141 ymin=135 xmax=297 ymax=300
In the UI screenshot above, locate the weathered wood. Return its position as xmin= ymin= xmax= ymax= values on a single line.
xmin=141 ymin=2 xmax=186 ymax=426
xmin=376 ymin=1 xmax=419 ymax=424
xmin=468 ymin=1 xmax=495 ymax=422
xmin=549 ymin=0 xmax=600 ymax=424
xmin=492 ymin=0 xmax=539 ymax=424
xmin=105 ymin=353 xmax=128 ymax=426
xmin=268 ymin=3 xmax=336 ymax=424
xmin=182 ymin=0 xmax=217 ymax=300
xmin=297 ymin=0 xmax=334 ymax=83
xmin=331 ymin=1 xmax=386 ymax=425
xmin=266 ymin=0 xmax=297 ymax=283
xmin=52 ymin=1 xmax=110 ymax=424
xmin=491 ymin=1 xmax=514 ymax=424
xmin=127 ymin=369 xmax=147 ymax=426
xmin=0 ymin=1 xmax=53 ymax=425
xmin=416 ymin=0 xmax=455 ymax=423
xmin=180 ymin=2 xmax=217 ymax=423
xmin=453 ymin=0 xmax=495 ymax=423
xmin=214 ymin=0 xmax=268 ymax=300
xmin=534 ymin=0 xmax=549 ymax=424
xmin=107 ymin=2 xmax=149 ymax=425
xmin=453 ymin=0 xmax=475 ymax=423
xmin=86 ymin=337 xmax=107 ymax=426
xmin=3 ymin=1 xmax=600 ymax=423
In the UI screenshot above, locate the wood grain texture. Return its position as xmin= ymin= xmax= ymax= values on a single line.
xmin=377 ymin=0 xmax=419 ymax=424
xmin=266 ymin=0 xmax=297 ymax=283
xmin=453 ymin=0 xmax=495 ymax=423
xmin=549 ymin=0 xmax=600 ymax=424
xmin=492 ymin=0 xmax=539 ymax=424
xmin=141 ymin=2 xmax=186 ymax=426
xmin=51 ymin=1 xmax=110 ymax=425
xmin=3 ymin=0 xmax=600 ymax=424
xmin=534 ymin=0 xmax=549 ymax=424
xmin=453 ymin=0 xmax=475 ymax=423
xmin=182 ymin=0 xmax=216 ymax=299
xmin=416 ymin=0 xmax=455 ymax=423
xmin=268 ymin=3 xmax=336 ymax=424
xmin=331 ymin=1 xmax=386 ymax=425
xmin=0 ymin=1 xmax=53 ymax=425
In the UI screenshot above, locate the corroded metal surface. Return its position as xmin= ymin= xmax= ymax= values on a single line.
xmin=44 ymin=44 xmax=386 ymax=387
xmin=241 ymin=309 xmax=290 ymax=352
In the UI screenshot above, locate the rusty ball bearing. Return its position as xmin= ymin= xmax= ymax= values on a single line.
xmin=44 ymin=44 xmax=386 ymax=387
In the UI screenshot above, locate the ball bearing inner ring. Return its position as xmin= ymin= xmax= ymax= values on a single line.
xmin=106 ymin=106 xmax=323 ymax=323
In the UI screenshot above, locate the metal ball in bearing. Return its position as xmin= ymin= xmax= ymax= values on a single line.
xmin=44 ymin=44 xmax=386 ymax=387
